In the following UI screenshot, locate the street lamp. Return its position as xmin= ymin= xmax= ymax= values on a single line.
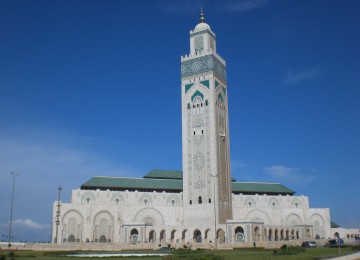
xmin=8 ymin=172 xmax=20 ymax=248
xmin=55 ymin=185 xmax=62 ymax=243
xmin=209 ymin=173 xmax=218 ymax=250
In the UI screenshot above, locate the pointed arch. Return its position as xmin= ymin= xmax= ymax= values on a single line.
xmin=133 ymin=208 xmax=164 ymax=226
xmin=191 ymin=90 xmax=204 ymax=101
xmin=61 ymin=210 xmax=83 ymax=243
xmin=93 ymin=211 xmax=114 ymax=243
xmin=109 ymin=192 xmax=125 ymax=205
xmin=81 ymin=191 xmax=96 ymax=204
xmin=286 ymin=213 xmax=303 ymax=225
xmin=245 ymin=209 xmax=271 ymax=225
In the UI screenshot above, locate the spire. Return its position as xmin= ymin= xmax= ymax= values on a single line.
xmin=200 ymin=8 xmax=205 ymax=23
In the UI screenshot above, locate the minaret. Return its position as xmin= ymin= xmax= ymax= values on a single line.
xmin=181 ymin=11 xmax=233 ymax=227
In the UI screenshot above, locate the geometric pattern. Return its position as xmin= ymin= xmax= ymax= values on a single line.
xmin=181 ymin=54 xmax=226 ymax=83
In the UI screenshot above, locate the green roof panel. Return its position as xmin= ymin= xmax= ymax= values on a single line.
xmin=81 ymin=172 xmax=295 ymax=195
xmin=143 ymin=170 xmax=183 ymax=180
xmin=231 ymin=182 xmax=295 ymax=195
xmin=81 ymin=176 xmax=183 ymax=192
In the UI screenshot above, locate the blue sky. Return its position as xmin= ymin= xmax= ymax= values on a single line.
xmin=0 ymin=0 xmax=359 ymax=242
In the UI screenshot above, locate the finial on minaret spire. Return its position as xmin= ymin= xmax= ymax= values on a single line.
xmin=200 ymin=8 xmax=205 ymax=23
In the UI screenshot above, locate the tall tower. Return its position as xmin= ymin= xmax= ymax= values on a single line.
xmin=181 ymin=11 xmax=233 ymax=226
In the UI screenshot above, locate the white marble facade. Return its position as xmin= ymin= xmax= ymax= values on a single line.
xmin=53 ymin=188 xmax=331 ymax=245
xmin=52 ymin=13 xmax=333 ymax=247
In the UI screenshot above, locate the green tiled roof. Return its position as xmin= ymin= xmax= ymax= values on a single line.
xmin=143 ymin=170 xmax=183 ymax=180
xmin=331 ymin=221 xmax=340 ymax=228
xmin=143 ymin=170 xmax=237 ymax=182
xmin=81 ymin=176 xmax=182 ymax=192
xmin=231 ymin=182 xmax=295 ymax=195
xmin=81 ymin=171 xmax=295 ymax=195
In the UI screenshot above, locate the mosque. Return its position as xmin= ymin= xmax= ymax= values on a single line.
xmin=52 ymin=12 xmax=334 ymax=247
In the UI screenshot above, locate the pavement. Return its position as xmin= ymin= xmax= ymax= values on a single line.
xmin=332 ymin=252 xmax=360 ymax=260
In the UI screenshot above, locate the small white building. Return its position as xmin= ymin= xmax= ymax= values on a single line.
xmin=52 ymin=11 xmax=334 ymax=248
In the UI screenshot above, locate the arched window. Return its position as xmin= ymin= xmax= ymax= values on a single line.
xmin=234 ymin=226 xmax=245 ymax=242
xmin=130 ymin=229 xmax=139 ymax=244
xmin=193 ymin=96 xmax=203 ymax=115
xmin=198 ymin=196 xmax=202 ymax=204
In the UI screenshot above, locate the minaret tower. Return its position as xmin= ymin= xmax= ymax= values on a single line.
xmin=181 ymin=11 xmax=233 ymax=227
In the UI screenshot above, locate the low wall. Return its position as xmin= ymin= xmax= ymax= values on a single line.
xmin=0 ymin=239 xmax=335 ymax=251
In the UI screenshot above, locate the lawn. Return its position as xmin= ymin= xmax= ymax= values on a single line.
xmin=0 ymin=247 xmax=358 ymax=260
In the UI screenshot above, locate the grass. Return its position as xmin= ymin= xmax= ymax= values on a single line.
xmin=0 ymin=247 xmax=358 ymax=260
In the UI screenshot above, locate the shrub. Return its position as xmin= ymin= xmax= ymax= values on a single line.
xmin=274 ymin=244 xmax=305 ymax=255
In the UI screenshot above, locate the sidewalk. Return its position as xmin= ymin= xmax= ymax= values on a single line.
xmin=332 ymin=252 xmax=360 ymax=260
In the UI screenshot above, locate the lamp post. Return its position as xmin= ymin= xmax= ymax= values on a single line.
xmin=8 ymin=172 xmax=20 ymax=248
xmin=55 ymin=185 xmax=62 ymax=243
xmin=209 ymin=173 xmax=218 ymax=250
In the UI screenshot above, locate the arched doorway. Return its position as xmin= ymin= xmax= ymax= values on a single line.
xmin=194 ymin=230 xmax=202 ymax=243
xmin=217 ymin=229 xmax=225 ymax=243
xmin=275 ymin=229 xmax=279 ymax=241
xmin=268 ymin=229 xmax=273 ymax=241
xmin=171 ymin=230 xmax=176 ymax=243
xmin=205 ymin=229 xmax=210 ymax=243
xmin=182 ymin=229 xmax=189 ymax=243
xmin=99 ymin=235 xmax=107 ymax=243
xmin=235 ymin=226 xmax=245 ymax=242
xmin=280 ymin=229 xmax=284 ymax=240
xmin=130 ymin=228 xmax=139 ymax=244
xmin=148 ymin=230 xmax=155 ymax=243
xmin=68 ymin=234 xmax=75 ymax=242
xmin=254 ymin=226 xmax=261 ymax=242
xmin=160 ymin=230 xmax=166 ymax=243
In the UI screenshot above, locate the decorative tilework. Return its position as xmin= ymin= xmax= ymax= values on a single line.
xmin=218 ymin=93 xmax=223 ymax=102
xmin=191 ymin=90 xmax=204 ymax=101
xmin=181 ymin=54 xmax=226 ymax=82
xmin=200 ymin=80 xmax=210 ymax=88
xmin=185 ymin=83 xmax=194 ymax=93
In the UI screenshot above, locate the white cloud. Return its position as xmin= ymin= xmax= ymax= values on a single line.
xmin=12 ymin=219 xmax=51 ymax=230
xmin=283 ymin=67 xmax=321 ymax=84
xmin=262 ymin=165 xmax=316 ymax=184
xmin=223 ymin=0 xmax=268 ymax=12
